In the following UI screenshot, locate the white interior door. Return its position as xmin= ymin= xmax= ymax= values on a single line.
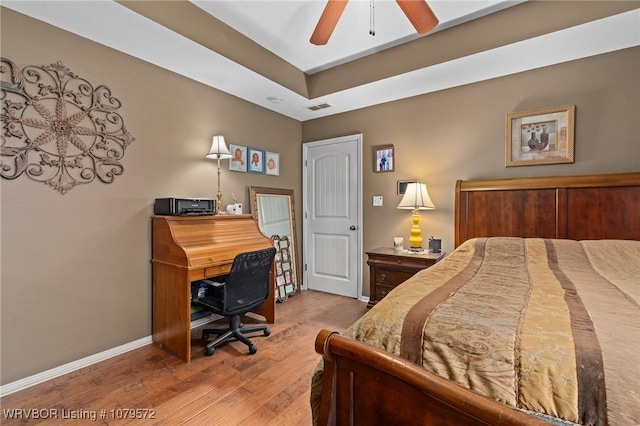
xmin=303 ymin=134 xmax=362 ymax=298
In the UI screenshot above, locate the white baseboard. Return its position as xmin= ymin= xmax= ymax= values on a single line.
xmin=0 ymin=336 xmax=152 ymax=397
xmin=0 ymin=316 xmax=217 ymax=397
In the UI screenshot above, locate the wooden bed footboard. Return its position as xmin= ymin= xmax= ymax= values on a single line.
xmin=314 ymin=329 xmax=549 ymax=426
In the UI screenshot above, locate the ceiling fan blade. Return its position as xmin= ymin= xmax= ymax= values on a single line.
xmin=396 ymin=0 xmax=439 ymax=34
xmin=310 ymin=0 xmax=349 ymax=45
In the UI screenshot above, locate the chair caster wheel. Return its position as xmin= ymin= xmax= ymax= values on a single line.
xmin=205 ymin=347 xmax=215 ymax=356
xmin=249 ymin=345 xmax=257 ymax=355
xmin=263 ymin=328 xmax=271 ymax=336
xmin=202 ymin=331 xmax=209 ymax=340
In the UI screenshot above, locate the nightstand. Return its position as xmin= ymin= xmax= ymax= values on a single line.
xmin=366 ymin=248 xmax=445 ymax=308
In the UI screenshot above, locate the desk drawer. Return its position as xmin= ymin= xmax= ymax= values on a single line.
xmin=204 ymin=264 xmax=231 ymax=278
xmin=189 ymin=264 xmax=231 ymax=281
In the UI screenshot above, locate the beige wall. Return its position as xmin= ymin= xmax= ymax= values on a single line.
xmin=2 ymin=6 xmax=639 ymax=386
xmin=0 ymin=9 xmax=301 ymax=385
xmin=302 ymin=47 xmax=640 ymax=288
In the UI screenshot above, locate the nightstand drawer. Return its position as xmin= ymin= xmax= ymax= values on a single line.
xmin=367 ymin=256 xmax=436 ymax=271
xmin=374 ymin=283 xmax=395 ymax=302
xmin=375 ymin=269 xmax=414 ymax=286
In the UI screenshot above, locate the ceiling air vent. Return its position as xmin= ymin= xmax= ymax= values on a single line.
xmin=305 ymin=101 xmax=333 ymax=112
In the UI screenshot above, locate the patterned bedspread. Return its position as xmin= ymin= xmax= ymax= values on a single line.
xmin=311 ymin=238 xmax=640 ymax=425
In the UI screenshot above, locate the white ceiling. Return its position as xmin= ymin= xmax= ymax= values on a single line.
xmin=192 ymin=0 xmax=522 ymax=74
xmin=3 ymin=1 xmax=639 ymax=122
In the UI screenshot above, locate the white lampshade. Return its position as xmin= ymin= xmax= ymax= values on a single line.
xmin=206 ymin=135 xmax=232 ymax=160
xmin=397 ymin=182 xmax=435 ymax=210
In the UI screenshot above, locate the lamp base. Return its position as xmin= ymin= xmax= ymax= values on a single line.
xmin=216 ymin=158 xmax=224 ymax=214
xmin=408 ymin=210 xmax=423 ymax=251
xmin=408 ymin=247 xmax=425 ymax=253
xmin=216 ymin=191 xmax=223 ymax=214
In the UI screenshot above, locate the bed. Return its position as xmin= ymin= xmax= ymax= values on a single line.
xmin=311 ymin=172 xmax=640 ymax=426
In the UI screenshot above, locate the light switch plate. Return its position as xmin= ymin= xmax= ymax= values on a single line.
xmin=373 ymin=196 xmax=383 ymax=206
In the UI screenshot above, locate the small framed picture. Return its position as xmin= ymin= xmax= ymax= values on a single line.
xmin=373 ymin=144 xmax=394 ymax=173
xmin=248 ymin=148 xmax=265 ymax=173
xmin=265 ymin=151 xmax=280 ymax=176
xmin=229 ymin=144 xmax=247 ymax=172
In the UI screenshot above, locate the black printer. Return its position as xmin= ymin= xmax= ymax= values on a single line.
xmin=154 ymin=198 xmax=217 ymax=216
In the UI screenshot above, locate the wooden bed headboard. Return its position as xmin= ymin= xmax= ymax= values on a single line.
xmin=454 ymin=172 xmax=640 ymax=248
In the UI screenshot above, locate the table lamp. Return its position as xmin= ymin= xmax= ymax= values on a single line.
xmin=397 ymin=182 xmax=435 ymax=252
xmin=206 ymin=135 xmax=233 ymax=212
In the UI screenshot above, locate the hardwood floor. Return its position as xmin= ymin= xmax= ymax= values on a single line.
xmin=1 ymin=290 xmax=368 ymax=425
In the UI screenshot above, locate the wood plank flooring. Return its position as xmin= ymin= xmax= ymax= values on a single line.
xmin=1 ymin=290 xmax=368 ymax=425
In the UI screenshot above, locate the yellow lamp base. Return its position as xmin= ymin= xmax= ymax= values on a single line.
xmin=408 ymin=211 xmax=423 ymax=250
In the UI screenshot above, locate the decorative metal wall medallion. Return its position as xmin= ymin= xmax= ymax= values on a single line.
xmin=0 ymin=58 xmax=135 ymax=193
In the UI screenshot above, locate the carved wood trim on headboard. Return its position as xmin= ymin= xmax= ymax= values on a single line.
xmin=454 ymin=172 xmax=640 ymax=248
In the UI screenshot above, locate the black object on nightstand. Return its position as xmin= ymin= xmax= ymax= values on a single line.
xmin=366 ymin=248 xmax=445 ymax=308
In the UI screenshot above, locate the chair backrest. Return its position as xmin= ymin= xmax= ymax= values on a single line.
xmin=222 ymin=247 xmax=276 ymax=316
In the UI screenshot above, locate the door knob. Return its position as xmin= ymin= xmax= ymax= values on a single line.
xmin=349 ymin=225 xmax=357 ymax=230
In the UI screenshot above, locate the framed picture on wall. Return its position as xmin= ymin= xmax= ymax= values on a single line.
xmin=265 ymin=151 xmax=280 ymax=176
xmin=505 ymin=104 xmax=575 ymax=167
xmin=248 ymin=147 xmax=265 ymax=174
xmin=373 ymin=144 xmax=394 ymax=173
xmin=229 ymin=144 xmax=247 ymax=172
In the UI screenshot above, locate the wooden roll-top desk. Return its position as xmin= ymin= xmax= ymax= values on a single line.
xmin=152 ymin=214 xmax=274 ymax=361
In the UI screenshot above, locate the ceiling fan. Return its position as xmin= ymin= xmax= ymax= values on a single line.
xmin=310 ymin=0 xmax=439 ymax=45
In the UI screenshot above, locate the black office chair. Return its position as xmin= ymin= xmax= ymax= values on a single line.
xmin=194 ymin=247 xmax=276 ymax=356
